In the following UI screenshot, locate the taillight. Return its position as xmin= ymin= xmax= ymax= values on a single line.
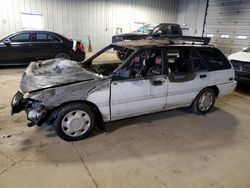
xmin=76 ymin=43 xmax=84 ymax=52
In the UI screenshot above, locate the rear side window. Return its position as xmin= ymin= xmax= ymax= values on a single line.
xmin=10 ymin=33 xmax=31 ymax=42
xmin=166 ymin=47 xmax=206 ymax=74
xmin=36 ymin=33 xmax=60 ymax=42
xmin=152 ymin=25 xmax=169 ymax=35
xmin=196 ymin=48 xmax=231 ymax=71
xmin=170 ymin=26 xmax=180 ymax=35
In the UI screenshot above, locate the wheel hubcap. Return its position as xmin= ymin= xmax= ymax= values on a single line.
xmin=198 ymin=92 xmax=213 ymax=112
xmin=61 ymin=110 xmax=91 ymax=137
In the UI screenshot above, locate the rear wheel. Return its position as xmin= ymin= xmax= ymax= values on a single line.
xmin=55 ymin=52 xmax=70 ymax=59
xmin=53 ymin=103 xmax=95 ymax=141
xmin=116 ymin=51 xmax=125 ymax=60
xmin=192 ymin=88 xmax=216 ymax=114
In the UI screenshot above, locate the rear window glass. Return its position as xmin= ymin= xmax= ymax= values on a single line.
xmin=10 ymin=33 xmax=31 ymax=42
xmin=166 ymin=47 xmax=205 ymax=74
xmin=171 ymin=26 xmax=180 ymax=35
xmin=196 ymin=47 xmax=231 ymax=71
xmin=36 ymin=33 xmax=60 ymax=42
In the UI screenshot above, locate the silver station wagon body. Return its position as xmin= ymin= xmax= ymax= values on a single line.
xmin=12 ymin=39 xmax=236 ymax=141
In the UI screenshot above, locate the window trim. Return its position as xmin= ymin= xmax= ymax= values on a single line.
xmin=194 ymin=46 xmax=232 ymax=71
xmin=165 ymin=46 xmax=208 ymax=76
xmin=112 ymin=47 xmax=167 ymax=80
xmin=34 ymin=33 xmax=62 ymax=43
xmin=7 ymin=32 xmax=63 ymax=44
xmin=9 ymin=33 xmax=32 ymax=43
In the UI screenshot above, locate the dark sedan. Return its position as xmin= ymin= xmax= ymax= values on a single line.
xmin=0 ymin=30 xmax=85 ymax=66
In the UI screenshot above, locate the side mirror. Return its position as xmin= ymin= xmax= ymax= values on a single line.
xmin=152 ymin=30 xmax=162 ymax=37
xmin=3 ymin=39 xmax=11 ymax=45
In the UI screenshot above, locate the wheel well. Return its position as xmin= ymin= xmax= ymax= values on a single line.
xmin=208 ymin=85 xmax=219 ymax=97
xmin=50 ymin=100 xmax=104 ymax=126
xmin=191 ymin=85 xmax=219 ymax=107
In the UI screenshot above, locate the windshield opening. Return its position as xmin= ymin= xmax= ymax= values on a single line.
xmin=84 ymin=46 xmax=134 ymax=76
xmin=136 ymin=24 xmax=157 ymax=34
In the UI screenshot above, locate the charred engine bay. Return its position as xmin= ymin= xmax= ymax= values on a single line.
xmin=84 ymin=63 xmax=121 ymax=76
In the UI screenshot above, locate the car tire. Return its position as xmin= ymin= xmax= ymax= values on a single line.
xmin=191 ymin=88 xmax=216 ymax=115
xmin=55 ymin=52 xmax=70 ymax=60
xmin=53 ymin=103 xmax=95 ymax=141
xmin=116 ymin=51 xmax=125 ymax=60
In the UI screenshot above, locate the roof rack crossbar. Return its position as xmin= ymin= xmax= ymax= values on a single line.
xmin=152 ymin=36 xmax=211 ymax=45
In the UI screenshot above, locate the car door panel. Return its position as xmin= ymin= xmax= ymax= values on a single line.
xmin=31 ymin=33 xmax=61 ymax=60
xmin=110 ymin=76 xmax=167 ymax=121
xmin=148 ymin=75 xmax=168 ymax=110
xmin=30 ymin=43 xmax=58 ymax=60
xmin=0 ymin=43 xmax=11 ymax=63
xmin=166 ymin=71 xmax=209 ymax=109
xmin=12 ymin=42 xmax=33 ymax=62
xmin=165 ymin=46 xmax=210 ymax=109
xmin=0 ymin=33 xmax=33 ymax=64
xmin=110 ymin=79 xmax=149 ymax=120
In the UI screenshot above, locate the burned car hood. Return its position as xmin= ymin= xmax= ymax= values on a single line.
xmin=20 ymin=59 xmax=98 ymax=93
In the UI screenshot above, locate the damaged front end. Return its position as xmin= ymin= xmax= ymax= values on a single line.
xmin=11 ymin=58 xmax=102 ymax=128
xmin=11 ymin=91 xmax=48 ymax=127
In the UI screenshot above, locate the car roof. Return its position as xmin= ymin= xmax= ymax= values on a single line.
xmin=112 ymin=39 xmax=214 ymax=49
xmin=15 ymin=30 xmax=58 ymax=34
xmin=3 ymin=30 xmax=69 ymax=41
xmin=113 ymin=39 xmax=171 ymax=49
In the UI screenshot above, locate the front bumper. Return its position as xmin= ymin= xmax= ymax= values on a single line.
xmin=235 ymin=71 xmax=250 ymax=83
xmin=11 ymin=91 xmax=48 ymax=126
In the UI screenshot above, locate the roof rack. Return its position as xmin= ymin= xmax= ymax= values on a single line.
xmin=168 ymin=36 xmax=211 ymax=45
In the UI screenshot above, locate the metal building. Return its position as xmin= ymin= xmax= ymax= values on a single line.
xmin=0 ymin=0 xmax=178 ymax=51
xmin=204 ymin=0 xmax=250 ymax=55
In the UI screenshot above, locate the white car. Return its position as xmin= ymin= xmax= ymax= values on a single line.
xmin=228 ymin=47 xmax=250 ymax=83
xmin=12 ymin=39 xmax=237 ymax=141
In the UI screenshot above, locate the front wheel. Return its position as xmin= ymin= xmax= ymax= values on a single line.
xmin=53 ymin=103 xmax=95 ymax=141
xmin=192 ymin=88 xmax=216 ymax=114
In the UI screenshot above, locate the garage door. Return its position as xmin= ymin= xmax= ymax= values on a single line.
xmin=203 ymin=0 xmax=250 ymax=55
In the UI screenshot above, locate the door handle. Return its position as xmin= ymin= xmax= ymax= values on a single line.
xmin=152 ymin=80 xmax=163 ymax=86
xmin=200 ymin=74 xmax=207 ymax=79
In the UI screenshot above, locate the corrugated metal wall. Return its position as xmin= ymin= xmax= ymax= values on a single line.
xmin=0 ymin=0 xmax=178 ymax=51
xmin=204 ymin=0 xmax=250 ymax=55
xmin=177 ymin=0 xmax=207 ymax=36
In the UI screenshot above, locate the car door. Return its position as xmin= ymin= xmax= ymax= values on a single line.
xmin=0 ymin=40 xmax=11 ymax=64
xmin=110 ymin=48 xmax=168 ymax=121
xmin=30 ymin=32 xmax=61 ymax=60
xmin=0 ymin=32 xmax=32 ymax=64
xmin=166 ymin=47 xmax=210 ymax=109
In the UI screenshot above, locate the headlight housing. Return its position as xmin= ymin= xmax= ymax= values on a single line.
xmin=11 ymin=91 xmax=26 ymax=115
xmin=26 ymin=99 xmax=48 ymax=125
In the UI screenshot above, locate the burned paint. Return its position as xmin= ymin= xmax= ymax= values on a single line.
xmin=20 ymin=59 xmax=99 ymax=93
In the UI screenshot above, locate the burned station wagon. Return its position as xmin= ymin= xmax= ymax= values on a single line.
xmin=11 ymin=39 xmax=237 ymax=141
